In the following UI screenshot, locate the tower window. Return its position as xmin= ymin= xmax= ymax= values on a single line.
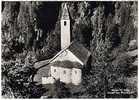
xmin=64 ymin=21 xmax=66 ymax=26
xmin=54 ymin=69 xmax=56 ymax=72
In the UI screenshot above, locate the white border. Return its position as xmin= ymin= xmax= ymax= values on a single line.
xmin=0 ymin=0 xmax=139 ymax=1
xmin=0 ymin=0 xmax=138 ymax=100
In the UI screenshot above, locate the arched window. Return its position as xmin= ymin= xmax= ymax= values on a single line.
xmin=63 ymin=70 xmax=66 ymax=74
xmin=75 ymin=71 xmax=77 ymax=74
xmin=64 ymin=21 xmax=66 ymax=26
xmin=54 ymin=69 xmax=56 ymax=72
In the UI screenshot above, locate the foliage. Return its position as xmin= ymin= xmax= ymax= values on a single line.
xmin=2 ymin=59 xmax=46 ymax=98
xmin=2 ymin=37 xmax=25 ymax=61
xmin=53 ymin=80 xmax=71 ymax=98
xmin=43 ymin=80 xmax=71 ymax=98
xmin=1 ymin=1 xmax=138 ymax=98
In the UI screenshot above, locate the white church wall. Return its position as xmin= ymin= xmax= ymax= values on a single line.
xmin=50 ymin=66 xmax=60 ymax=80
xmin=61 ymin=20 xmax=70 ymax=49
xmin=71 ymin=68 xmax=82 ymax=85
xmin=59 ymin=67 xmax=71 ymax=84
xmin=42 ymin=76 xmax=55 ymax=84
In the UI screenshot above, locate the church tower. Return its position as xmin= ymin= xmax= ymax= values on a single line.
xmin=61 ymin=3 xmax=70 ymax=49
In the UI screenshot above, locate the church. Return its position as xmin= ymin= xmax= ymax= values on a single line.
xmin=34 ymin=3 xmax=91 ymax=85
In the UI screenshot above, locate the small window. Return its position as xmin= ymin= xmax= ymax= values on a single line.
xmin=54 ymin=69 xmax=56 ymax=72
xmin=75 ymin=71 xmax=77 ymax=74
xmin=64 ymin=21 xmax=66 ymax=26
xmin=63 ymin=70 xmax=66 ymax=74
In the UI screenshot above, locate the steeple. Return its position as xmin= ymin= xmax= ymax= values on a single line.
xmin=60 ymin=3 xmax=71 ymax=49
xmin=61 ymin=3 xmax=70 ymax=20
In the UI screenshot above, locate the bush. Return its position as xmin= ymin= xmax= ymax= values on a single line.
xmin=2 ymin=60 xmax=46 ymax=98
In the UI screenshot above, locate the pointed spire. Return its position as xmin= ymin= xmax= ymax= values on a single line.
xmin=61 ymin=3 xmax=70 ymax=20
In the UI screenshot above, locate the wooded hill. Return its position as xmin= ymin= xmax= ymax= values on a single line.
xmin=1 ymin=1 xmax=137 ymax=98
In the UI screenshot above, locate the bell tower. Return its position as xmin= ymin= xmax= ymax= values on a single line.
xmin=61 ymin=3 xmax=70 ymax=49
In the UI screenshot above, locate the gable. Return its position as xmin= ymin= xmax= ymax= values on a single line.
xmin=51 ymin=60 xmax=82 ymax=69
xmin=51 ymin=49 xmax=84 ymax=65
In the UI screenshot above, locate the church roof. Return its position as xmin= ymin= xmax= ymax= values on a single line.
xmin=61 ymin=3 xmax=70 ymax=20
xmin=34 ymin=42 xmax=91 ymax=69
xmin=50 ymin=41 xmax=91 ymax=65
xmin=68 ymin=42 xmax=91 ymax=64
